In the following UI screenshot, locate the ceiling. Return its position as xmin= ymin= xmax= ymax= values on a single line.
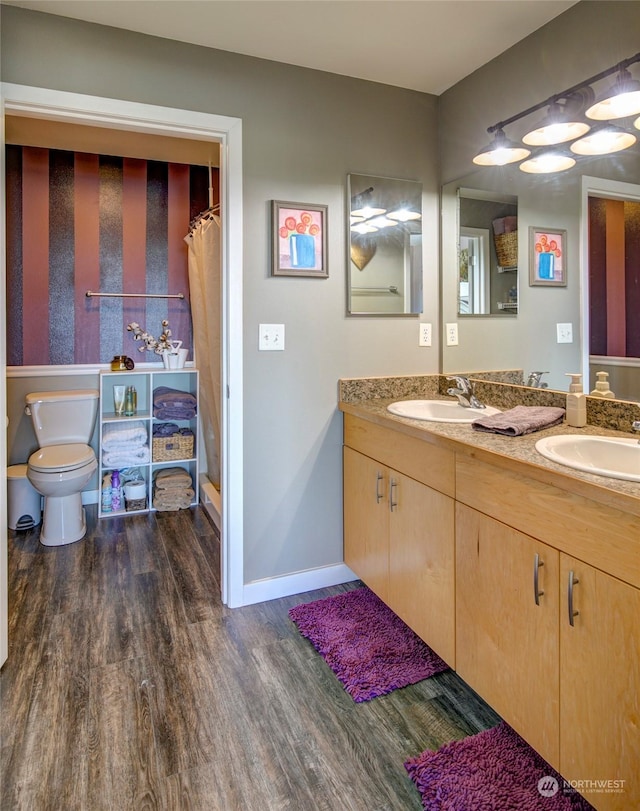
xmin=3 ymin=0 xmax=578 ymax=95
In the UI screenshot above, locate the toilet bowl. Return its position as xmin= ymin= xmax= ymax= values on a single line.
xmin=25 ymin=389 xmax=99 ymax=546
xmin=27 ymin=446 xmax=97 ymax=545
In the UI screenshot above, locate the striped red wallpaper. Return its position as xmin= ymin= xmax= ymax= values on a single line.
xmin=588 ymin=196 xmax=640 ymax=358
xmin=6 ymin=146 xmax=215 ymax=366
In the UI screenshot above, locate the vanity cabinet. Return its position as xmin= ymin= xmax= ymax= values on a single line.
xmin=559 ymin=556 xmax=640 ymax=811
xmin=456 ymin=455 xmax=640 ymax=811
xmin=344 ymin=446 xmax=390 ymax=601
xmin=343 ymin=415 xmax=456 ymax=666
xmin=455 ymin=503 xmax=560 ymax=767
xmin=342 ymin=409 xmax=639 ymax=810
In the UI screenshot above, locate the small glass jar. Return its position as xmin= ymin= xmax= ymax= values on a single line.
xmin=111 ymin=355 xmax=128 ymax=371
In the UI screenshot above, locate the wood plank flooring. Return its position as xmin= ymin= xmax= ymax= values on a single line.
xmin=1 ymin=505 xmax=500 ymax=810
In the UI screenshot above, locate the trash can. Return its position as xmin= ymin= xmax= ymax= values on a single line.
xmin=7 ymin=464 xmax=42 ymax=530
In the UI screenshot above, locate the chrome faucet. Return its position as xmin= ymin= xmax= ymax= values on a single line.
xmin=632 ymin=420 xmax=640 ymax=444
xmin=526 ymin=371 xmax=549 ymax=389
xmin=446 ymin=376 xmax=485 ymax=409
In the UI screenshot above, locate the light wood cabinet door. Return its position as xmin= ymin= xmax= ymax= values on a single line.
xmin=560 ymin=556 xmax=640 ymax=811
xmin=455 ymin=503 xmax=560 ymax=767
xmin=388 ymin=472 xmax=455 ymax=666
xmin=343 ymin=446 xmax=389 ymax=602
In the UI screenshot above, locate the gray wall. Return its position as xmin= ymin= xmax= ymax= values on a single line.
xmin=438 ymin=0 xmax=640 ymax=388
xmin=1 ymin=6 xmax=440 ymax=583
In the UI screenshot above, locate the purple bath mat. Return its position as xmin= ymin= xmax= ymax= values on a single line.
xmin=405 ymin=722 xmax=595 ymax=810
xmin=288 ymin=587 xmax=448 ymax=702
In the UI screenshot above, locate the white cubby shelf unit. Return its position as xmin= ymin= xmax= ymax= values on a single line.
xmin=98 ymin=368 xmax=199 ymax=517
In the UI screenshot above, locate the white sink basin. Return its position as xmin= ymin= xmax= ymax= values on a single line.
xmin=387 ymin=399 xmax=501 ymax=423
xmin=535 ymin=435 xmax=640 ymax=482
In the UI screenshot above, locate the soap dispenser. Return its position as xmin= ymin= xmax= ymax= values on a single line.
xmin=590 ymin=371 xmax=615 ymax=399
xmin=565 ymin=373 xmax=587 ymax=428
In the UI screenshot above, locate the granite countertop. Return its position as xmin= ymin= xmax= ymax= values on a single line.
xmin=340 ymin=394 xmax=640 ymax=518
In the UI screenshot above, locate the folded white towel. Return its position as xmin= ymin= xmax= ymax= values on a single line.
xmin=103 ymin=446 xmax=151 ymax=467
xmin=102 ymin=421 xmax=148 ymax=449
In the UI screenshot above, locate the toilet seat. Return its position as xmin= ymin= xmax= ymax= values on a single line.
xmin=28 ymin=443 xmax=95 ymax=474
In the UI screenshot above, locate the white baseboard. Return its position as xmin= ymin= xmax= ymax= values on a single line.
xmin=241 ymin=563 xmax=358 ymax=607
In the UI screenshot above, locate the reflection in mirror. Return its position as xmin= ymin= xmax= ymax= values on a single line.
xmin=583 ymin=176 xmax=640 ymax=401
xmin=347 ymin=173 xmax=422 ymax=315
xmin=458 ymin=189 xmax=518 ymax=316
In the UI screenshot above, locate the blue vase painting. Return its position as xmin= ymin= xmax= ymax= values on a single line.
xmin=289 ymin=233 xmax=315 ymax=268
xmin=276 ymin=206 xmax=324 ymax=273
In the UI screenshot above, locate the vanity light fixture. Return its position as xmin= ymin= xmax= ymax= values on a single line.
xmin=350 ymin=206 xmax=386 ymax=219
xmin=585 ymin=67 xmax=640 ymax=120
xmin=473 ymin=51 xmax=640 ymax=173
xmin=472 ymin=128 xmax=530 ymax=166
xmin=350 ymin=222 xmax=378 ymax=234
xmin=388 ymin=208 xmax=422 ymax=222
xmin=367 ymin=215 xmax=396 ymax=228
xmin=519 ymin=152 xmax=576 ymax=174
xmin=522 ymin=97 xmax=591 ymax=146
xmin=570 ymin=125 xmax=637 ymax=156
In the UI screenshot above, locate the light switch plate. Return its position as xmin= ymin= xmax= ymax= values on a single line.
xmin=445 ymin=323 xmax=459 ymax=346
xmin=259 ymin=323 xmax=285 ymax=351
xmin=557 ymin=323 xmax=573 ymax=344
xmin=419 ymin=323 xmax=432 ymax=347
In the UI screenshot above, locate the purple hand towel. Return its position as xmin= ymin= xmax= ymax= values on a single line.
xmin=153 ymin=386 xmax=197 ymax=409
xmin=472 ymin=405 xmax=565 ymax=436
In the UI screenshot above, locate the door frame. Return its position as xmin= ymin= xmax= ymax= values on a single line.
xmin=0 ymin=84 xmax=245 ymax=626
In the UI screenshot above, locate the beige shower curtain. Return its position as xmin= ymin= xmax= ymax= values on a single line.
xmin=184 ymin=214 xmax=221 ymax=488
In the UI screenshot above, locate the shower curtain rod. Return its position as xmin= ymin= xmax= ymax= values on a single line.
xmin=86 ymin=291 xmax=185 ymax=300
xmin=352 ymin=285 xmax=399 ymax=294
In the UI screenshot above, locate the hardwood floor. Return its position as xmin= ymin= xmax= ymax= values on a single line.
xmin=1 ymin=505 xmax=500 ymax=810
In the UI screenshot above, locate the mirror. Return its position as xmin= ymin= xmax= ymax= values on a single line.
xmin=441 ymin=148 xmax=640 ymax=392
xmin=458 ymin=189 xmax=518 ymax=316
xmin=347 ymin=173 xmax=423 ymax=315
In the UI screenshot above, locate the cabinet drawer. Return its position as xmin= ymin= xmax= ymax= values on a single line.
xmin=344 ymin=414 xmax=455 ymax=497
xmin=456 ymin=455 xmax=640 ymax=588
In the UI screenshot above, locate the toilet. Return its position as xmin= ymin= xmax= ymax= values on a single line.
xmin=25 ymin=389 xmax=99 ymax=546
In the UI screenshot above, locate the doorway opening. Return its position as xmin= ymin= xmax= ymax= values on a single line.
xmin=1 ymin=83 xmax=245 ymax=613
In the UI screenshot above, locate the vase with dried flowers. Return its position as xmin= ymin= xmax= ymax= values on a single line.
xmin=127 ymin=320 xmax=187 ymax=368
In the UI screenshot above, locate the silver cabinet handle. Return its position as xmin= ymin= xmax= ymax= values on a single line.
xmin=533 ymin=553 xmax=544 ymax=605
xmin=375 ymin=471 xmax=384 ymax=504
xmin=389 ymin=478 xmax=398 ymax=512
xmin=568 ymin=570 xmax=580 ymax=626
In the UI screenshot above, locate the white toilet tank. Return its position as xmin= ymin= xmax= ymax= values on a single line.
xmin=26 ymin=389 xmax=99 ymax=447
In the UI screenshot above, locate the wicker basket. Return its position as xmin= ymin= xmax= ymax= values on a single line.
xmin=125 ymin=497 xmax=147 ymax=512
xmin=493 ymin=231 xmax=518 ymax=268
xmin=152 ymin=432 xmax=194 ymax=462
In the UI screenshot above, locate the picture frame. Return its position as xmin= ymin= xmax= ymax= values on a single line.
xmin=272 ymin=201 xmax=328 ymax=278
xmin=529 ymin=226 xmax=567 ymax=287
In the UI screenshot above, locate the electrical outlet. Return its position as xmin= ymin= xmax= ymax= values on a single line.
xmin=259 ymin=323 xmax=285 ymax=351
xmin=557 ymin=322 xmax=573 ymax=344
xmin=419 ymin=323 xmax=432 ymax=347
xmin=445 ymin=323 xmax=459 ymax=346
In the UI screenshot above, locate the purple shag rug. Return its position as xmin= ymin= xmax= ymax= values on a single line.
xmin=405 ymin=722 xmax=595 ymax=811
xmin=288 ymin=586 xmax=448 ymax=702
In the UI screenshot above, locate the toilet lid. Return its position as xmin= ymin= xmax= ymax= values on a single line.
xmin=28 ymin=444 xmax=96 ymax=473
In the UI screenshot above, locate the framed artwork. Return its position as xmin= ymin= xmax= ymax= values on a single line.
xmin=272 ymin=201 xmax=328 ymax=278
xmin=529 ymin=226 xmax=567 ymax=286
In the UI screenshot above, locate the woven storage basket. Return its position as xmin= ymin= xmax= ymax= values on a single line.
xmin=152 ymin=432 xmax=194 ymax=462
xmin=493 ymin=231 xmax=518 ymax=268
